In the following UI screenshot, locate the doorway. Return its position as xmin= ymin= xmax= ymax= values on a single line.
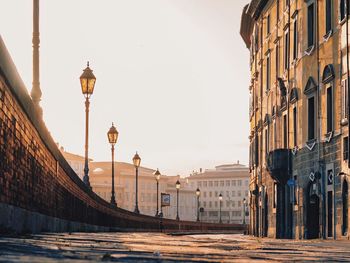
xmin=343 ymin=180 xmax=348 ymax=236
xmin=307 ymin=193 xmax=320 ymax=239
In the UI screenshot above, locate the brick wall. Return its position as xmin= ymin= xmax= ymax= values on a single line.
xmin=0 ymin=37 xmax=245 ymax=234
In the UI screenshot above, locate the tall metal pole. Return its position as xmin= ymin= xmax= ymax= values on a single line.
xmin=219 ymin=200 xmax=222 ymax=223
xmin=83 ymin=97 xmax=91 ymax=188
xmin=156 ymin=180 xmax=159 ymax=216
xmin=197 ymin=195 xmax=200 ymax=222
xmin=110 ymin=144 xmax=116 ymax=205
xmin=176 ymin=188 xmax=179 ymax=221
xmin=243 ymin=201 xmax=246 ymax=225
xmin=31 ymin=0 xmax=42 ymax=109
xmin=134 ymin=166 xmax=140 ymax=213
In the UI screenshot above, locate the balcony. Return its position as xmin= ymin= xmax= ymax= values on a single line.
xmin=267 ymin=149 xmax=291 ymax=184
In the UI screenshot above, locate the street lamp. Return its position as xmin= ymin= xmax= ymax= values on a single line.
xmin=132 ymin=152 xmax=141 ymax=214
xmin=196 ymin=188 xmax=201 ymax=222
xmin=243 ymin=198 xmax=247 ymax=225
xmin=154 ymin=168 xmax=161 ymax=217
xmin=219 ymin=193 xmax=223 ymax=223
xmin=176 ymin=180 xmax=181 ymax=221
xmin=107 ymin=123 xmax=118 ymax=206
xmin=80 ymin=62 xmax=96 ymax=189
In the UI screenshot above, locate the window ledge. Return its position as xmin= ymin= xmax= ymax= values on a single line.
xmin=323 ymin=30 xmax=333 ymax=42
xmin=304 ymin=45 xmax=315 ymax=56
xmin=339 ymin=18 xmax=347 ymax=26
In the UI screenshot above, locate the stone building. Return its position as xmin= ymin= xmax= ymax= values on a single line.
xmin=187 ymin=163 xmax=250 ymax=224
xmin=240 ymin=0 xmax=350 ymax=239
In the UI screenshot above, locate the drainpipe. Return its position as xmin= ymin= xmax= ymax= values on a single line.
xmin=315 ymin=0 xmax=325 ymax=239
xmin=286 ymin=0 xmax=292 ymax=239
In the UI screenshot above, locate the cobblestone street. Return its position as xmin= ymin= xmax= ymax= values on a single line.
xmin=1 ymin=233 xmax=350 ymax=262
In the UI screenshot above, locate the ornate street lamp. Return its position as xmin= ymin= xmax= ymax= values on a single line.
xmin=196 ymin=188 xmax=201 ymax=222
xmin=107 ymin=123 xmax=118 ymax=206
xmin=80 ymin=62 xmax=96 ymax=189
xmin=176 ymin=180 xmax=181 ymax=221
xmin=132 ymin=152 xmax=141 ymax=214
xmin=219 ymin=193 xmax=223 ymax=223
xmin=243 ymin=198 xmax=247 ymax=225
xmin=154 ymin=169 xmax=161 ymax=217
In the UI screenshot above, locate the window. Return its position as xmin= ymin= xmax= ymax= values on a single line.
xmin=209 ymin=201 xmax=212 ymax=208
xmin=308 ymin=96 xmax=315 ymax=140
xmin=214 ymin=181 xmax=218 ymax=187
xmin=284 ymin=30 xmax=289 ymax=70
xmin=220 ymin=181 xmax=224 ymax=186
xmin=344 ymin=137 xmax=349 ymax=160
xmin=267 ymin=15 xmax=271 ymax=35
xmin=325 ymin=0 xmax=332 ymax=33
xmin=238 ymin=180 xmax=242 ymax=186
xmin=215 ymin=201 xmax=218 ymax=208
xmin=245 ymin=190 xmax=248 ymax=196
xmin=232 ymin=191 xmax=236 ymax=197
xmin=238 ymin=201 xmax=242 ymax=207
xmin=232 ymin=180 xmax=236 ymax=186
xmin=273 ymin=182 xmax=277 ymax=208
xmin=308 ymin=3 xmax=315 ymax=47
xmin=283 ymin=114 xmax=287 ymax=148
xmin=209 ymin=181 xmax=213 ymax=187
xmin=293 ymin=107 xmax=297 ymax=146
xmin=276 ymin=44 xmax=279 ymax=78
xmin=209 ymin=192 xmax=212 ymax=197
xmin=238 ymin=191 xmax=242 ymax=197
xmin=293 ymin=19 xmax=298 ymax=60
xmin=327 ymin=86 xmax=333 ymax=132
xmin=198 ymin=181 xmax=202 ymax=187
xmin=342 ymin=79 xmax=349 ymax=120
xmin=340 ymin=0 xmax=346 ymax=22
xmin=203 ymin=181 xmax=207 ymax=187
xmin=232 ymin=201 xmax=236 ymax=207
xmin=203 ymin=192 xmax=207 ymax=198
xmin=266 ymin=54 xmax=271 ymax=91
xmin=226 ymin=180 xmax=230 ymax=187
xmin=265 ymin=128 xmax=269 ymax=157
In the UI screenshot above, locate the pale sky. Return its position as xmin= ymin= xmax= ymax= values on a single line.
xmin=1 ymin=0 xmax=250 ymax=176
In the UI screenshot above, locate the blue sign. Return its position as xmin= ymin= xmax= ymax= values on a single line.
xmin=287 ymin=179 xmax=296 ymax=186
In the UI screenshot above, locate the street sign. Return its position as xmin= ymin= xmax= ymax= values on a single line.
xmin=161 ymin=193 xmax=170 ymax=207
xmin=287 ymin=179 xmax=296 ymax=186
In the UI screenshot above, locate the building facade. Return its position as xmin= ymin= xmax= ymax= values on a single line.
xmin=241 ymin=0 xmax=350 ymax=239
xmin=187 ymin=163 xmax=250 ymax=224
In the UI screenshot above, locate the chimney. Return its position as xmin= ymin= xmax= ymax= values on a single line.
xmin=237 ymin=160 xmax=239 ymax=164
xmin=200 ymin=168 xmax=202 ymax=173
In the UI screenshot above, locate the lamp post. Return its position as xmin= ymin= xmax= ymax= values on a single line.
xmin=196 ymin=188 xmax=200 ymax=222
xmin=243 ymin=198 xmax=247 ymax=225
xmin=107 ymin=123 xmax=118 ymax=206
xmin=154 ymin=169 xmax=161 ymax=217
xmin=132 ymin=152 xmax=141 ymax=214
xmin=80 ymin=62 xmax=96 ymax=189
xmin=176 ymin=180 xmax=181 ymax=221
xmin=219 ymin=193 xmax=223 ymax=223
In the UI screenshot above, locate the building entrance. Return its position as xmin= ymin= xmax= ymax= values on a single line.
xmin=307 ymin=194 xmax=319 ymax=239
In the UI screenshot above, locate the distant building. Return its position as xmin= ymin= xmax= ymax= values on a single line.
xmin=89 ymin=162 xmax=163 ymax=217
xmin=188 ymin=162 xmax=250 ymax=224
xmin=60 ymin=147 xmax=86 ymax=180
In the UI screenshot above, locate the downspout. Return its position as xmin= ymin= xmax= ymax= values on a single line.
xmin=286 ymin=0 xmax=292 ymax=239
xmin=260 ymin=16 xmax=264 ymax=237
xmin=315 ymin=0 xmax=325 ymax=239
xmin=346 ymin=0 xmax=350 ymax=241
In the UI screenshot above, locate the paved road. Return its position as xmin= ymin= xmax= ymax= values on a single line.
xmin=1 ymin=232 xmax=350 ymax=262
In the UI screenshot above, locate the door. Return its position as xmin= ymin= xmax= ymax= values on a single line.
xmin=307 ymin=194 xmax=319 ymax=239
